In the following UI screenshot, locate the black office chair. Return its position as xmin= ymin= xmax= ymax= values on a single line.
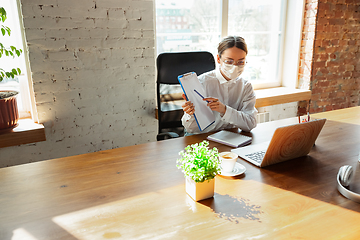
xmin=156 ymin=51 xmax=216 ymax=141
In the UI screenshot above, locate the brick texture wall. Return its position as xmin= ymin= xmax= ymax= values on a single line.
xmin=299 ymin=0 xmax=360 ymax=115
xmin=0 ymin=0 xmax=157 ymax=167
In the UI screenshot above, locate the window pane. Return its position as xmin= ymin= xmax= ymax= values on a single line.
xmin=228 ymin=0 xmax=285 ymax=85
xmin=0 ymin=0 xmax=30 ymax=113
xmin=156 ymin=0 xmax=221 ymax=56
xmin=155 ymin=0 xmax=286 ymax=89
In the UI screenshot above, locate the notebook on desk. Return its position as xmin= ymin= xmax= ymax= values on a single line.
xmin=207 ymin=130 xmax=252 ymax=148
xmin=231 ymin=118 xmax=326 ymax=167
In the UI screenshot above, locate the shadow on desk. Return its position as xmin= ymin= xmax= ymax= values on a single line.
xmin=199 ymin=193 xmax=263 ymax=224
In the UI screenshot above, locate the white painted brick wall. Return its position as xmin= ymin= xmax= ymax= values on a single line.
xmin=257 ymin=102 xmax=298 ymax=121
xmin=0 ymin=0 xmax=157 ymax=167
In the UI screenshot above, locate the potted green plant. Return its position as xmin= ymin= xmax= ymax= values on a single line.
xmin=0 ymin=7 xmax=22 ymax=130
xmin=177 ymin=140 xmax=221 ymax=201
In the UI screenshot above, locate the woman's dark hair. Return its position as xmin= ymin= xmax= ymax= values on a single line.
xmin=217 ymin=36 xmax=248 ymax=57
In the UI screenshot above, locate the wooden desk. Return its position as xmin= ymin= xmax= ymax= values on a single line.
xmin=1 ymin=107 xmax=360 ymax=239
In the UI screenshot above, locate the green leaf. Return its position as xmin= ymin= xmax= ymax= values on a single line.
xmin=177 ymin=140 xmax=220 ymax=183
xmin=0 ymin=8 xmax=7 ymax=23
xmin=0 ymin=7 xmax=22 ymax=79
xmin=5 ymin=26 xmax=10 ymax=36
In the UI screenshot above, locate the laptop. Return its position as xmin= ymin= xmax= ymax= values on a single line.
xmin=231 ymin=118 xmax=326 ymax=167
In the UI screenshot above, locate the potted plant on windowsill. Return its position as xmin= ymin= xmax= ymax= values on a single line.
xmin=0 ymin=7 xmax=22 ymax=130
xmin=177 ymin=140 xmax=221 ymax=201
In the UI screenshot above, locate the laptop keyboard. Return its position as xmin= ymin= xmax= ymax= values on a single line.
xmin=245 ymin=151 xmax=266 ymax=164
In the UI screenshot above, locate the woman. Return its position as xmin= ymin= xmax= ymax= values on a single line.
xmin=181 ymin=36 xmax=257 ymax=135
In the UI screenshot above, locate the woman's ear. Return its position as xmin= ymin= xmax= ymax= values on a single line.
xmin=217 ymin=54 xmax=221 ymax=64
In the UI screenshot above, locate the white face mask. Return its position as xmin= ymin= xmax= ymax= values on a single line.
xmin=220 ymin=63 xmax=244 ymax=80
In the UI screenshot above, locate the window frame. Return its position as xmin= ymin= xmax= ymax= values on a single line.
xmin=0 ymin=0 xmax=38 ymax=122
xmin=155 ymin=0 xmax=305 ymax=91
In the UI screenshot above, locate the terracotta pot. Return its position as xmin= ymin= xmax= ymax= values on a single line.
xmin=0 ymin=91 xmax=19 ymax=130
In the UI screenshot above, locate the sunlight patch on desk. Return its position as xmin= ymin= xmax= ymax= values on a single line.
xmin=12 ymin=228 xmax=38 ymax=240
xmin=52 ymin=181 xmax=360 ymax=239
xmin=52 ymin=184 xmax=202 ymax=239
xmin=311 ymin=107 xmax=360 ymax=125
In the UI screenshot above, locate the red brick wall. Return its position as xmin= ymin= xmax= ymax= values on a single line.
xmin=298 ymin=0 xmax=318 ymax=115
xmin=298 ymin=0 xmax=360 ymax=115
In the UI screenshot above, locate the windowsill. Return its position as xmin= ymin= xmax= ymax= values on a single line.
xmin=155 ymin=87 xmax=312 ymax=119
xmin=0 ymin=118 xmax=46 ymax=148
xmin=254 ymin=87 xmax=311 ymax=108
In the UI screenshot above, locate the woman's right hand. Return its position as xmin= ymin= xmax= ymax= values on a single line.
xmin=181 ymin=94 xmax=195 ymax=115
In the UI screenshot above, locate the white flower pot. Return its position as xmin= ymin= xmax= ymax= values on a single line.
xmin=185 ymin=177 xmax=215 ymax=201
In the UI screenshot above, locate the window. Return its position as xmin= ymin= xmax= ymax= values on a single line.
xmin=0 ymin=0 xmax=33 ymax=119
xmin=155 ymin=0 xmax=287 ymax=89
xmin=156 ymin=0 xmax=221 ymax=55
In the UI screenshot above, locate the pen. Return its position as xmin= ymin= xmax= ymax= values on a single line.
xmin=194 ymin=89 xmax=210 ymax=103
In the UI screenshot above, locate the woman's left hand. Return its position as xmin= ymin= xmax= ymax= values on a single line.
xmin=203 ymin=97 xmax=226 ymax=115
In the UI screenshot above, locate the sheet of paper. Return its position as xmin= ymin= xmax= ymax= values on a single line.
xmin=178 ymin=72 xmax=215 ymax=131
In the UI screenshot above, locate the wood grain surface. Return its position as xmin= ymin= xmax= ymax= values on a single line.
xmin=262 ymin=118 xmax=326 ymax=167
xmin=1 ymin=107 xmax=360 ymax=239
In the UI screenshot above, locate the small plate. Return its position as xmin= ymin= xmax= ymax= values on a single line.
xmin=219 ymin=162 xmax=246 ymax=176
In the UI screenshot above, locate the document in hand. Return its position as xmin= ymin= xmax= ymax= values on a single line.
xmin=178 ymin=72 xmax=215 ymax=131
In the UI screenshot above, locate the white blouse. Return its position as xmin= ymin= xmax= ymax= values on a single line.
xmin=182 ymin=68 xmax=257 ymax=134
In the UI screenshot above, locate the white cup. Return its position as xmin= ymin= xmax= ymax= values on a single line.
xmin=219 ymin=152 xmax=238 ymax=173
